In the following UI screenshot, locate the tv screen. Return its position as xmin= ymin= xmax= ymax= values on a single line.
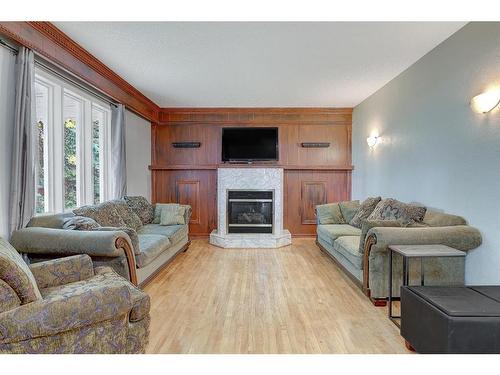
xmin=222 ymin=127 xmax=278 ymax=162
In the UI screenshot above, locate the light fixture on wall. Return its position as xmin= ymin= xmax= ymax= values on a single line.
xmin=366 ymin=136 xmax=379 ymax=148
xmin=470 ymin=89 xmax=500 ymax=114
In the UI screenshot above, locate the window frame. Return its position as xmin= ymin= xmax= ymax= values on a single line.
xmin=34 ymin=67 xmax=112 ymax=214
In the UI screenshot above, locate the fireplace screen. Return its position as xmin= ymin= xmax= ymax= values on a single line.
xmin=227 ymin=190 xmax=273 ymax=234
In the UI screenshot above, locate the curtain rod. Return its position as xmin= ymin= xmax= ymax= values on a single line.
xmin=0 ymin=39 xmax=18 ymax=55
xmin=35 ymin=59 xmax=118 ymax=108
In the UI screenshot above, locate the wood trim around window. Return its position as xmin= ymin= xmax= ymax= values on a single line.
xmin=0 ymin=21 xmax=160 ymax=122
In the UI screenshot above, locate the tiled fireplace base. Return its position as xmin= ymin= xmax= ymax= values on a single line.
xmin=209 ymin=230 xmax=292 ymax=248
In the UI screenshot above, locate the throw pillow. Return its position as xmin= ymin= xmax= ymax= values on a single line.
xmin=73 ymin=201 xmax=127 ymax=228
xmin=367 ymin=198 xmax=427 ymax=223
xmin=339 ymin=200 xmax=360 ymax=223
xmin=316 ymin=203 xmax=345 ymax=224
xmin=153 ymin=203 xmax=182 ymax=224
xmin=124 ymin=196 xmax=155 ymax=225
xmin=108 ymin=199 xmax=143 ymax=231
xmin=160 ymin=205 xmax=186 ymax=226
xmin=349 ymin=196 xmax=381 ymax=229
xmin=62 ymin=216 xmax=101 ymax=231
xmin=0 ymin=238 xmax=42 ymax=304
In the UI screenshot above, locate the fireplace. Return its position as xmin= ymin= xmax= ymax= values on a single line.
xmin=227 ymin=190 xmax=273 ymax=234
xmin=209 ymin=168 xmax=291 ymax=248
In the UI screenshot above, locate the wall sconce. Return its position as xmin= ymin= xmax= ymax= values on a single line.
xmin=470 ymin=89 xmax=500 ymax=113
xmin=366 ymin=136 xmax=379 ymax=148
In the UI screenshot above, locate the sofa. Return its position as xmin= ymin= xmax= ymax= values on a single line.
xmin=10 ymin=197 xmax=191 ymax=286
xmin=0 ymin=238 xmax=150 ymax=353
xmin=315 ymin=198 xmax=482 ymax=305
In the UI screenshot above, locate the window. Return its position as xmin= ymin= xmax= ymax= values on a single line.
xmin=34 ymin=67 xmax=112 ymax=213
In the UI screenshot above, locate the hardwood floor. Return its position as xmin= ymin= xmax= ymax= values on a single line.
xmin=144 ymin=238 xmax=408 ymax=354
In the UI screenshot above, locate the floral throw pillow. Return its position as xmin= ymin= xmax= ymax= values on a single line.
xmin=348 ymin=197 xmax=381 ymax=229
xmin=124 ymin=196 xmax=155 ymax=225
xmin=62 ymin=216 xmax=101 ymax=231
xmin=367 ymin=198 xmax=426 ymax=223
xmin=73 ymin=202 xmax=126 ymax=228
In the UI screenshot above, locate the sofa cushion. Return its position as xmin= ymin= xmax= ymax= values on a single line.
xmin=138 ymin=224 xmax=188 ymax=246
xmin=339 ymin=200 xmax=360 ymax=223
xmin=423 ymin=211 xmax=466 ymax=227
xmin=316 ymin=203 xmax=345 ymax=224
xmin=136 ymin=235 xmax=171 ymax=268
xmin=160 ymin=205 xmax=186 ymax=226
xmin=124 ymin=196 xmax=155 ymax=225
xmin=316 ymin=224 xmax=361 ymax=246
xmin=62 ymin=216 xmax=101 ymax=231
xmin=333 ymin=236 xmax=363 ymax=270
xmin=73 ymin=202 xmax=127 ymax=228
xmin=0 ymin=238 xmax=42 ymax=304
xmin=349 ymin=197 xmax=381 ymax=228
xmin=108 ymin=199 xmax=143 ymax=231
xmin=367 ymin=198 xmax=426 ymax=223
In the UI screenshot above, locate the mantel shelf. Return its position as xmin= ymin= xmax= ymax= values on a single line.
xmin=149 ymin=164 xmax=354 ymax=171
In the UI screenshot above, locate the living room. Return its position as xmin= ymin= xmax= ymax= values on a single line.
xmin=1 ymin=0 xmax=500 ymax=372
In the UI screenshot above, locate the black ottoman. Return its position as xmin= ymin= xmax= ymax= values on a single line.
xmin=401 ymin=286 xmax=500 ymax=353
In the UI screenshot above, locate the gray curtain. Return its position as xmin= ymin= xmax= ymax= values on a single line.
xmin=110 ymin=103 xmax=127 ymax=199
xmin=9 ymin=47 xmax=36 ymax=234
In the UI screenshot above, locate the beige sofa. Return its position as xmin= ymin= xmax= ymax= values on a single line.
xmin=11 ymin=198 xmax=191 ymax=287
xmin=315 ymin=200 xmax=482 ymax=305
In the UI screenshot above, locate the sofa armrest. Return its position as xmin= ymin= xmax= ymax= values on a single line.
xmin=11 ymin=227 xmax=138 ymax=285
xmin=180 ymin=204 xmax=192 ymax=225
xmin=367 ymin=225 xmax=482 ymax=254
xmin=362 ymin=225 xmax=482 ymax=297
xmin=0 ymin=281 xmax=132 ymax=344
xmin=29 ymin=254 xmax=94 ymax=289
xmin=92 ymin=227 xmax=140 ymax=255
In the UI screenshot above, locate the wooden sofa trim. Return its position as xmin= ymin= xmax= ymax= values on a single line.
xmin=116 ymin=237 xmax=138 ymax=286
xmin=362 ymin=234 xmax=387 ymax=306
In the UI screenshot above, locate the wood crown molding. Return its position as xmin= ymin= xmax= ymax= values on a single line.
xmin=159 ymin=107 xmax=353 ymax=125
xmin=0 ymin=21 xmax=159 ymax=122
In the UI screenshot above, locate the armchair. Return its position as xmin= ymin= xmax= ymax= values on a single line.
xmin=0 ymin=238 xmax=150 ymax=354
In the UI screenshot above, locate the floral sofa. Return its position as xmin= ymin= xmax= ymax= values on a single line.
xmin=0 ymin=238 xmax=149 ymax=353
xmin=11 ymin=196 xmax=191 ymax=286
xmin=315 ymin=197 xmax=482 ymax=305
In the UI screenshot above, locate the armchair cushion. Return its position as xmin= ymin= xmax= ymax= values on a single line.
xmin=73 ymin=201 xmax=127 ymax=228
xmin=0 ymin=280 xmax=21 ymax=313
xmin=367 ymin=198 xmax=426 ymax=223
xmin=0 ymin=238 xmax=42 ymax=304
xmin=316 ymin=203 xmax=344 ymax=224
xmin=349 ymin=197 xmax=381 ymax=228
xmin=0 ymin=273 xmax=132 ymax=344
xmin=124 ymin=196 xmax=155 ymax=225
xmin=29 ymin=255 xmax=94 ymax=289
xmin=339 ymin=200 xmax=360 ymax=223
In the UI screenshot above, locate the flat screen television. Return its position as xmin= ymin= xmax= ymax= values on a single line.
xmin=222 ymin=127 xmax=278 ymax=162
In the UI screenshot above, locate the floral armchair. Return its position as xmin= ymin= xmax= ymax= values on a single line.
xmin=0 ymin=237 xmax=150 ymax=354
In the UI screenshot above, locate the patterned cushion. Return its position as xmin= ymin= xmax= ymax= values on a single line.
xmin=153 ymin=203 xmax=182 ymax=224
xmin=160 ymin=205 xmax=186 ymax=226
xmin=367 ymin=198 xmax=427 ymax=223
xmin=62 ymin=216 xmax=101 ymax=231
xmin=0 ymin=238 xmax=42 ymax=304
xmin=339 ymin=200 xmax=360 ymax=223
xmin=349 ymin=197 xmax=381 ymax=229
xmin=73 ymin=202 xmax=126 ymax=228
xmin=124 ymin=196 xmax=154 ymax=225
xmin=108 ymin=199 xmax=143 ymax=231
xmin=316 ymin=203 xmax=345 ymax=224
xmin=0 ymin=279 xmax=21 ymax=313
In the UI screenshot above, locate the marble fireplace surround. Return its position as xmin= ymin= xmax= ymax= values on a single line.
xmin=209 ymin=168 xmax=292 ymax=248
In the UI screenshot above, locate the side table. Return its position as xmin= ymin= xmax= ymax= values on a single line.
xmin=388 ymin=244 xmax=466 ymax=326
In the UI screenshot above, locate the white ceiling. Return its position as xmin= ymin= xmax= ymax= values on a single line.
xmin=54 ymin=22 xmax=465 ymax=107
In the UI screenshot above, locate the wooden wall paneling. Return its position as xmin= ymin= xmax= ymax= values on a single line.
xmin=297 ymin=124 xmax=350 ymax=166
xmin=301 ymin=181 xmax=327 ymax=224
xmin=284 ymin=170 xmax=349 ymax=236
xmin=0 ymin=22 xmax=159 ymax=121
xmin=153 ymin=170 xmax=217 ymax=236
